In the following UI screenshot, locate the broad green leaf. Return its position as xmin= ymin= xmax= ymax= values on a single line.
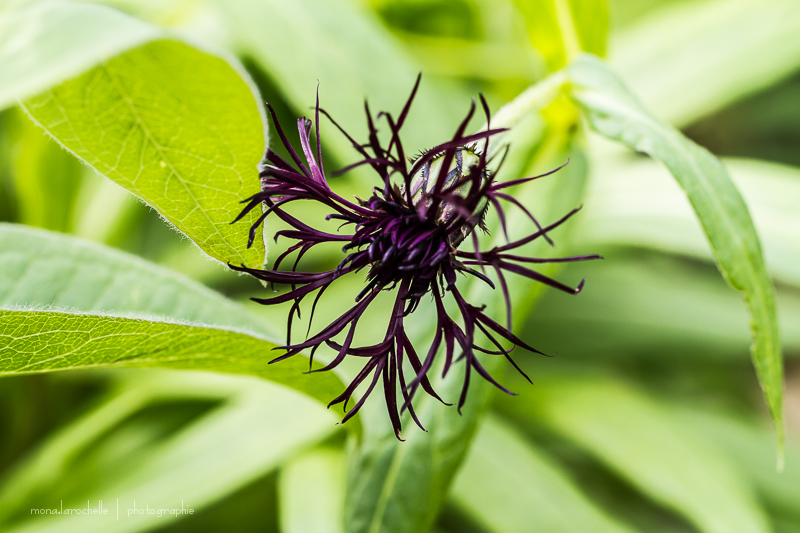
xmin=279 ymin=448 xmax=345 ymax=533
xmin=568 ymin=54 xmax=784 ymax=462
xmin=612 ymin=0 xmax=800 ymax=127
xmin=451 ymin=416 xmax=635 ymax=533
xmin=0 ymin=372 xmax=337 ymax=533
xmin=0 ymin=0 xmax=159 ymax=110
xmin=344 ymin=124 xmax=590 ymax=533
xmin=500 ymin=376 xmax=770 ymax=533
xmin=0 ymin=223 xmax=266 ymax=333
xmin=510 ymin=0 xmax=608 ymax=71
xmin=0 ymin=309 xmax=341 ymax=407
xmin=21 ymin=38 xmax=267 ymax=268
xmin=6 ymin=108 xmax=83 ymax=231
xmin=0 ymin=223 xmax=344 ymax=404
xmin=577 ymin=156 xmax=800 ymax=288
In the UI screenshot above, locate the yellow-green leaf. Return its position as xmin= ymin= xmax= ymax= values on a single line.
xmin=21 ymin=39 xmax=267 ymax=267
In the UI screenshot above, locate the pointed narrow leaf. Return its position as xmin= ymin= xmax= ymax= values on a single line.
xmin=568 ymin=54 xmax=784 ymax=462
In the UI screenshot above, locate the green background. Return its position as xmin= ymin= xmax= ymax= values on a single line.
xmin=1 ymin=0 xmax=799 ymax=532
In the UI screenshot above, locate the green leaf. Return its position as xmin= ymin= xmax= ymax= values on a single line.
xmin=0 ymin=0 xmax=159 ymax=111
xmin=343 ymin=359 xmax=494 ymax=533
xmin=612 ymin=0 xmax=800 ymax=127
xmin=0 ymin=310 xmax=342 ymax=407
xmin=279 ymin=448 xmax=345 ymax=533
xmin=0 ymin=223 xmax=263 ymax=332
xmin=568 ymin=54 xmax=784 ymax=464
xmin=451 ymin=416 xmax=635 ymax=533
xmin=0 ymin=372 xmax=337 ymax=533
xmin=21 ymin=38 xmax=267 ymax=267
xmin=500 ymin=376 xmax=771 ymax=533
xmin=510 ymin=0 xmax=608 ymax=71
xmin=0 ymin=223 xmax=344 ymax=404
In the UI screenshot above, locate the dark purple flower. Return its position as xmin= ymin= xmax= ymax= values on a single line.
xmin=231 ymin=76 xmax=600 ymax=439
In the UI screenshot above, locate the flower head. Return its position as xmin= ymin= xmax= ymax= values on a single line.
xmin=232 ymin=76 xmax=600 ymax=439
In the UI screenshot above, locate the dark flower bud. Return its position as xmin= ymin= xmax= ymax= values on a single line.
xmin=231 ymin=75 xmax=601 ymax=439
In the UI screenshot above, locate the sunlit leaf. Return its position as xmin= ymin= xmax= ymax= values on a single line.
xmin=568 ymin=54 xmax=784 ymax=462
xmin=21 ymin=38 xmax=267 ymax=267
xmin=0 ymin=309 xmax=343 ymax=407
xmin=0 ymin=223 xmax=263 ymax=332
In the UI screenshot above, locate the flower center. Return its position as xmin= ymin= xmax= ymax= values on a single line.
xmin=406 ymin=146 xmax=490 ymax=247
xmin=352 ymin=198 xmax=451 ymax=300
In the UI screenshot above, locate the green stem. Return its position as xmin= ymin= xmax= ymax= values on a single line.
xmin=554 ymin=0 xmax=582 ymax=63
xmin=485 ymin=70 xmax=568 ymax=150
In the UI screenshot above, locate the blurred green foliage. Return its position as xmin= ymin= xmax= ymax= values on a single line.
xmin=0 ymin=0 xmax=799 ymax=532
